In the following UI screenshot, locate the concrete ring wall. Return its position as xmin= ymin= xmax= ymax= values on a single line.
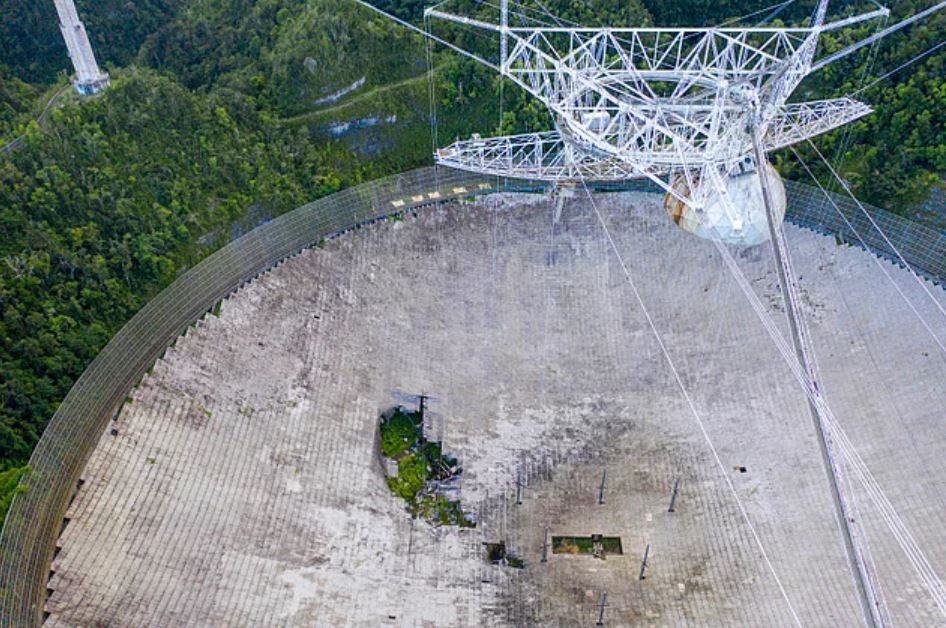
xmin=0 ymin=165 xmax=943 ymax=626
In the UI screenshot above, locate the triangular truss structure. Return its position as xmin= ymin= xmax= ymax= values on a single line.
xmin=436 ymin=98 xmax=872 ymax=182
xmin=429 ymin=0 xmax=887 ymax=210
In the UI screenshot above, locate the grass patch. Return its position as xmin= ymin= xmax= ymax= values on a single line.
xmin=379 ymin=403 xmax=473 ymax=528
xmin=416 ymin=495 xmax=475 ymax=527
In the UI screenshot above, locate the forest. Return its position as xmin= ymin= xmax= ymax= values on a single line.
xmin=0 ymin=0 xmax=943 ymax=523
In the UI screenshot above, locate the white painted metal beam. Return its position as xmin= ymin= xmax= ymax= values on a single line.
xmin=53 ymin=0 xmax=109 ymax=94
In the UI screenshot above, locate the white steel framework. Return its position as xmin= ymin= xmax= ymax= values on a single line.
xmin=53 ymin=0 xmax=109 ymax=95
xmin=437 ymin=98 xmax=872 ymax=182
xmin=427 ymin=0 xmax=888 ymax=212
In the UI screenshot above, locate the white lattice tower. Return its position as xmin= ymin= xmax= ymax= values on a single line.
xmin=53 ymin=0 xmax=109 ymax=95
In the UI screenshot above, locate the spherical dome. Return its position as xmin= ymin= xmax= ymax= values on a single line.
xmin=663 ymin=162 xmax=786 ymax=246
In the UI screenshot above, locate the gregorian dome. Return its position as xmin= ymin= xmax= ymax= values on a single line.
xmin=664 ymin=161 xmax=787 ymax=247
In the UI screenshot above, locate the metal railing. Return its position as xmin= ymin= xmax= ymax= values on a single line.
xmin=0 ymin=165 xmax=942 ymax=625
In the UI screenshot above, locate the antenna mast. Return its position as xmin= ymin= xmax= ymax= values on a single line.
xmin=53 ymin=0 xmax=109 ymax=95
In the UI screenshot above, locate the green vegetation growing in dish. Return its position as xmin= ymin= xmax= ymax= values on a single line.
xmin=416 ymin=494 xmax=475 ymax=528
xmin=379 ymin=405 xmax=473 ymax=527
xmin=380 ymin=406 xmax=423 ymax=458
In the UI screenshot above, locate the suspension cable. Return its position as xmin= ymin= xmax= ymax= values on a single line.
xmin=789 ymin=146 xmax=946 ymax=357
xmin=425 ymin=15 xmax=439 ymax=156
xmin=424 ymin=13 xmax=442 ymax=196
xmin=849 ymin=38 xmax=946 ymax=96
xmin=714 ymin=239 xmax=946 ymax=619
xmin=805 ymin=139 xmax=946 ymax=326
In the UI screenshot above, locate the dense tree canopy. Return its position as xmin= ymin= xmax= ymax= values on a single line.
xmin=784 ymin=1 xmax=946 ymax=209
xmin=0 ymin=67 xmax=37 ymax=138
xmin=0 ymin=0 xmax=186 ymax=83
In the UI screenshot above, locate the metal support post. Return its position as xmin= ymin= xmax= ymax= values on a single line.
xmin=598 ymin=468 xmax=606 ymax=505
xmin=596 ymin=592 xmax=607 ymax=626
xmin=667 ymin=478 xmax=679 ymax=513
xmin=638 ymin=544 xmax=650 ymax=580
xmin=516 ymin=467 xmax=522 ymax=505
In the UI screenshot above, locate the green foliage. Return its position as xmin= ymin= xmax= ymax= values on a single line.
xmin=386 ymin=451 xmax=428 ymax=500
xmin=496 ymin=81 xmax=553 ymax=136
xmin=372 ymin=0 xmax=426 ymax=22
xmin=418 ymin=440 xmax=441 ymax=464
xmin=415 ymin=495 xmax=474 ymax=527
xmin=528 ymin=0 xmax=651 ymax=26
xmin=379 ymin=406 xmax=422 ymax=457
xmin=0 ymin=465 xmax=29 ymax=528
xmin=0 ymin=66 xmax=38 ymax=141
xmin=0 ymin=0 xmax=186 ymax=84
xmin=138 ymin=0 xmax=426 ymax=116
xmin=780 ymin=2 xmax=946 ymax=211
